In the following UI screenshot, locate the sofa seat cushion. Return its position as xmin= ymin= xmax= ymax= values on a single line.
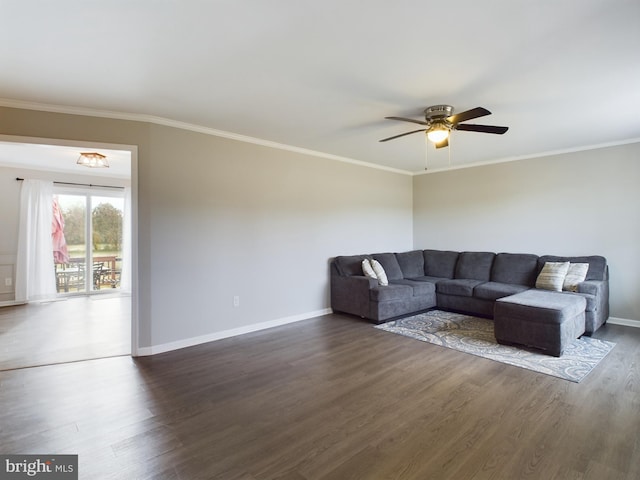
xmin=555 ymin=291 xmax=597 ymax=312
xmin=527 ymin=288 xmax=596 ymax=311
xmin=474 ymin=282 xmax=530 ymax=301
xmin=494 ymin=290 xmax=586 ymax=357
xmin=437 ymin=279 xmax=485 ymax=297
xmin=497 ymin=290 xmax=586 ymax=324
xmin=390 ymin=279 xmax=436 ymax=297
xmin=576 ymin=293 xmax=597 ymax=312
xmin=407 ymin=275 xmax=449 ymax=284
xmin=370 ymin=284 xmax=413 ymax=302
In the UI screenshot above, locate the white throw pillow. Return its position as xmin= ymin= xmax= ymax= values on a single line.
xmin=535 ymin=261 xmax=570 ymax=292
xmin=362 ymin=259 xmax=377 ymax=280
xmin=563 ymin=263 xmax=589 ymax=292
xmin=370 ymin=259 xmax=389 ymax=286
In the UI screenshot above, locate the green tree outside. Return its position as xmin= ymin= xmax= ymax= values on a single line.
xmin=62 ymin=204 xmax=85 ymax=245
xmin=92 ymin=202 xmax=123 ymax=251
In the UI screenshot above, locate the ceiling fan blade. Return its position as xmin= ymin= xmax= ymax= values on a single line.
xmin=385 ymin=116 xmax=429 ymax=126
xmin=379 ymin=129 xmax=426 ymax=142
xmin=456 ymin=123 xmax=509 ymax=134
xmin=435 ymin=137 xmax=449 ymax=149
xmin=447 ymin=107 xmax=491 ymax=125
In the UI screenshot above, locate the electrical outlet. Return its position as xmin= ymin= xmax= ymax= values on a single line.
xmin=4 ymin=278 xmax=11 ymax=287
xmin=233 ymin=295 xmax=240 ymax=307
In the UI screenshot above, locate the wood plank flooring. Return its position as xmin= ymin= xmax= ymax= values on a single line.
xmin=0 ymin=312 xmax=638 ymax=479
xmin=0 ymin=295 xmax=130 ymax=370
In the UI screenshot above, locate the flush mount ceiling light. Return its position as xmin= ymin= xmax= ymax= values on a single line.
xmin=77 ymin=152 xmax=109 ymax=168
xmin=380 ymin=105 xmax=509 ymax=149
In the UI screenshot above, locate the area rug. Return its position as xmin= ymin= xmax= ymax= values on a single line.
xmin=375 ymin=310 xmax=615 ymax=383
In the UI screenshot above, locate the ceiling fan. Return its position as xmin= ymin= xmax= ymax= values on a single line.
xmin=380 ymin=105 xmax=508 ymax=148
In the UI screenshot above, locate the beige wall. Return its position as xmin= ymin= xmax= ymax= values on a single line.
xmin=144 ymin=124 xmax=413 ymax=346
xmin=0 ymin=107 xmax=414 ymax=349
xmin=2 ymin=105 xmax=637 ymax=353
xmin=413 ymin=143 xmax=640 ymax=321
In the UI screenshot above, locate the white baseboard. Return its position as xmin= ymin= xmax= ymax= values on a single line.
xmin=0 ymin=300 xmax=26 ymax=308
xmin=136 ymin=308 xmax=332 ymax=356
xmin=607 ymin=317 xmax=640 ymax=328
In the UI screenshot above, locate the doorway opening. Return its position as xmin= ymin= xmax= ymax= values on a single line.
xmin=0 ymin=135 xmax=138 ymax=370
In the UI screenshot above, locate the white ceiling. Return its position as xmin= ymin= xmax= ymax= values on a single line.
xmin=1 ymin=0 xmax=639 ymax=173
xmin=0 ymin=141 xmax=132 ymax=178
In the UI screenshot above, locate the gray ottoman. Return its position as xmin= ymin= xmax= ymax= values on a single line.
xmin=494 ymin=290 xmax=586 ymax=357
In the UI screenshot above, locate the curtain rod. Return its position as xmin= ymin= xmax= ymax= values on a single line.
xmin=15 ymin=177 xmax=124 ymax=190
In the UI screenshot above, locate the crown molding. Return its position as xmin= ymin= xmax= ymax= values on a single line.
xmin=0 ymin=98 xmax=412 ymax=176
xmin=5 ymin=98 xmax=638 ymax=178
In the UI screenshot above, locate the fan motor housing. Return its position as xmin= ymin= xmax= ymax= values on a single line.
xmin=424 ymin=105 xmax=454 ymax=130
xmin=424 ymin=104 xmax=453 ymax=121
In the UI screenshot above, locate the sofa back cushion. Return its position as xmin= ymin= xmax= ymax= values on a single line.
xmin=423 ymin=250 xmax=459 ymax=278
xmin=537 ymin=255 xmax=607 ymax=281
xmin=455 ymin=252 xmax=495 ymax=281
xmin=491 ymin=253 xmax=539 ymax=286
xmin=396 ymin=250 xmax=425 ymax=279
xmin=372 ymin=252 xmax=404 ymax=281
xmin=333 ymin=255 xmax=370 ymax=276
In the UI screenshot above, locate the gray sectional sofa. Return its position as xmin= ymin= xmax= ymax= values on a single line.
xmin=330 ymin=249 xmax=609 ymax=336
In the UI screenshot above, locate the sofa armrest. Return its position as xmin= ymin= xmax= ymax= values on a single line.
xmin=577 ymin=280 xmax=602 ymax=296
xmin=330 ymin=274 xmax=377 ymax=317
xmin=577 ymin=279 xmax=610 ymax=327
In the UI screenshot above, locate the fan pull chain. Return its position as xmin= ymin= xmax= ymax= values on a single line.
xmin=424 ymin=137 xmax=429 ymax=170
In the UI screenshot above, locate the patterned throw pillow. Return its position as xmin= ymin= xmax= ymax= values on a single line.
xmin=535 ymin=262 xmax=570 ymax=292
xmin=563 ymin=263 xmax=589 ymax=292
xmin=370 ymin=259 xmax=389 ymax=286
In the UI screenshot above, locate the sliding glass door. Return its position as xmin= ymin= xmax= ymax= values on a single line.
xmin=54 ymin=190 xmax=124 ymax=294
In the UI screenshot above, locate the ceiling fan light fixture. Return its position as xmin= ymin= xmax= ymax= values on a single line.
xmin=426 ymin=127 xmax=449 ymax=144
xmin=379 ymin=105 xmax=508 ymax=146
xmin=77 ymin=152 xmax=109 ymax=168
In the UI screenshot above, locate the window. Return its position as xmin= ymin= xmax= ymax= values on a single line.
xmin=54 ymin=190 xmax=124 ymax=294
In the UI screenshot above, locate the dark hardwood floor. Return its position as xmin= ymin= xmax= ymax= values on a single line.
xmin=0 ymin=312 xmax=638 ymax=479
xmin=0 ymin=295 xmax=130 ymax=371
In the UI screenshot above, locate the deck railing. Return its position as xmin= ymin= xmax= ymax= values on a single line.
xmin=55 ymin=256 xmax=121 ymax=293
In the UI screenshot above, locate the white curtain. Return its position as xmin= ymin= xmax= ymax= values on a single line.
xmin=15 ymin=179 xmax=57 ymax=302
xmin=120 ymin=186 xmax=132 ymax=293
